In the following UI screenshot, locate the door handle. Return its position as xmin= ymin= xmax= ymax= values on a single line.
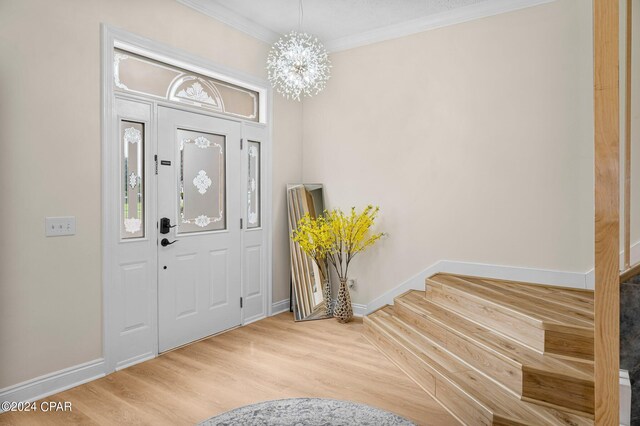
xmin=161 ymin=238 xmax=178 ymax=247
xmin=160 ymin=217 xmax=177 ymax=234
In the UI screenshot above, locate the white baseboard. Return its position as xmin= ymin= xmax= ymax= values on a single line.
xmin=585 ymin=238 xmax=640 ymax=289
xmin=585 ymin=270 xmax=595 ymax=290
xmin=438 ymin=260 xmax=588 ymax=289
xmin=620 ymin=369 xmax=632 ymax=426
xmin=115 ymin=352 xmax=155 ymax=372
xmin=367 ymin=261 xmax=445 ymax=314
xmin=243 ymin=314 xmax=267 ymax=326
xmin=620 ymin=238 xmax=640 ymax=274
xmin=309 ymin=298 xmax=366 ymax=318
xmin=0 ymin=358 xmax=105 ymax=411
xmin=352 ymin=304 xmax=367 ymax=317
xmin=365 ymin=260 xmax=591 ymax=315
xmin=271 ymin=299 xmax=290 ymax=315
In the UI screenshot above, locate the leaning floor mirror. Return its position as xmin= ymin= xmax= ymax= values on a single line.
xmin=287 ymin=184 xmax=332 ymax=321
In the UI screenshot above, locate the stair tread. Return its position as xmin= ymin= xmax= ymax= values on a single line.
xmin=367 ymin=309 xmax=592 ymax=425
xmin=427 ymin=274 xmax=594 ymax=330
xmin=473 ymin=278 xmax=594 ymax=320
xmin=477 ymin=277 xmax=594 ymax=313
xmin=399 ymin=291 xmax=593 ymax=382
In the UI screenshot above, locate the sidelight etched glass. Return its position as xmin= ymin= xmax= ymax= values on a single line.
xmin=247 ymin=141 xmax=261 ymax=229
xmin=121 ymin=121 xmax=144 ymax=239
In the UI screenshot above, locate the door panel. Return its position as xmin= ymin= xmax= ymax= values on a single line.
xmin=122 ymin=261 xmax=150 ymax=332
xmin=112 ymin=98 xmax=158 ymax=369
xmin=174 ymin=253 xmax=197 ymax=318
xmin=245 ymin=245 xmax=262 ymax=297
xmin=241 ymin=125 xmax=267 ymax=322
xmin=158 ymin=106 xmax=241 ymax=352
xmin=209 ymin=249 xmax=229 ymax=308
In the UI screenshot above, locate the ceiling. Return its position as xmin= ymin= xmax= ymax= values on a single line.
xmin=178 ymin=0 xmax=553 ymax=52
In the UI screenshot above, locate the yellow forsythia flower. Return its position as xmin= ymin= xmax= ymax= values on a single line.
xmin=291 ymin=205 xmax=384 ymax=280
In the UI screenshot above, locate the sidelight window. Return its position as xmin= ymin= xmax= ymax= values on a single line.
xmin=121 ymin=120 xmax=145 ymax=239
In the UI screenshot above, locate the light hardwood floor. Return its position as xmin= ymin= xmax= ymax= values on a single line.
xmin=0 ymin=313 xmax=456 ymax=425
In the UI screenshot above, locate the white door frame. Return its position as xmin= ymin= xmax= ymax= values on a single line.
xmin=101 ymin=25 xmax=274 ymax=374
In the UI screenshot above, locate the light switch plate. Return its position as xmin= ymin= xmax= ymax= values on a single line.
xmin=45 ymin=216 xmax=76 ymax=237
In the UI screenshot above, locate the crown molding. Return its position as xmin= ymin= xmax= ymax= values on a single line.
xmin=176 ymin=0 xmax=280 ymax=45
xmin=177 ymin=0 xmax=554 ymax=53
xmin=324 ymin=0 xmax=555 ymax=52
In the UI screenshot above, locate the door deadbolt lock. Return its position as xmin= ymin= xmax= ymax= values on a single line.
xmin=160 ymin=217 xmax=176 ymax=234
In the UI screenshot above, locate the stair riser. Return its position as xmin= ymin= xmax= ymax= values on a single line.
xmin=545 ymin=330 xmax=594 ymax=361
xmin=394 ymin=301 xmax=522 ymax=394
xmin=392 ymin=302 xmax=448 ymax=346
xmin=363 ymin=318 xmax=437 ymax=394
xmin=363 ymin=318 xmax=492 ymax=426
xmin=433 ymin=376 xmax=496 ymax=426
xmin=522 ymin=369 xmax=594 ymax=415
xmin=426 ymin=284 xmax=546 ymax=352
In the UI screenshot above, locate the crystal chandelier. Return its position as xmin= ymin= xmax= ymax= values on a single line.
xmin=266 ymin=1 xmax=331 ymax=101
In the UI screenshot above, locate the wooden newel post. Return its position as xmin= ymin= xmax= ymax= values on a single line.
xmin=593 ymin=0 xmax=620 ymax=424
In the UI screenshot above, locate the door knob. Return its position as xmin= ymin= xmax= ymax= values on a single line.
xmin=161 ymin=238 xmax=178 ymax=247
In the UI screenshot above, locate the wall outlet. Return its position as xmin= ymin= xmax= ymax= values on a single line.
xmin=45 ymin=216 xmax=76 ymax=237
xmin=348 ymin=278 xmax=357 ymax=289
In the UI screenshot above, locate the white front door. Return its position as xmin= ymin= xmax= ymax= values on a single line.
xmin=157 ymin=106 xmax=242 ymax=352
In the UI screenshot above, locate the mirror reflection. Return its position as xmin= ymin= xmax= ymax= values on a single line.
xmin=287 ymin=184 xmax=332 ymax=321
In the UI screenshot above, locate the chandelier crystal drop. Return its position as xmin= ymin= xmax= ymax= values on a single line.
xmin=267 ymin=31 xmax=331 ymax=101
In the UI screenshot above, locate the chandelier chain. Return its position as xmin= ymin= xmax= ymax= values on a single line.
xmin=298 ymin=0 xmax=304 ymax=31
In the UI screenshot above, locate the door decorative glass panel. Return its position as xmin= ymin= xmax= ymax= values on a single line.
xmin=178 ymin=129 xmax=226 ymax=233
xmin=114 ymin=49 xmax=259 ymax=121
xmin=247 ymin=141 xmax=261 ymax=229
xmin=121 ymin=121 xmax=144 ymax=239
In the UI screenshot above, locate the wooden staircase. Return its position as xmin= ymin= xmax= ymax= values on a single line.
xmin=363 ymin=273 xmax=595 ymax=425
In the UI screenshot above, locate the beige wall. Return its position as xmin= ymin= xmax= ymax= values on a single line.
xmin=0 ymin=0 xmax=302 ymax=388
xmin=302 ymin=0 xmax=594 ymax=304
